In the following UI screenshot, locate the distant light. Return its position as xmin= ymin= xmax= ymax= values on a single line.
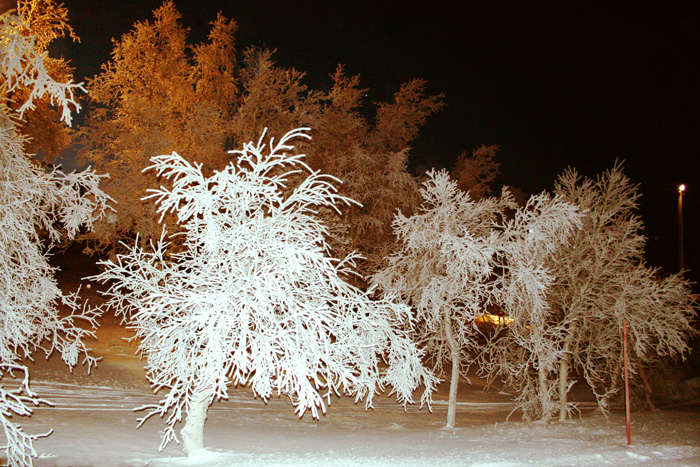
xmin=679 ymin=184 xmax=686 ymax=193
xmin=475 ymin=314 xmax=515 ymax=326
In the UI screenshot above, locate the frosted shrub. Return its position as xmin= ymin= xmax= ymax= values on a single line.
xmin=90 ymin=128 xmax=436 ymax=456
xmin=0 ymin=7 xmax=112 ymax=466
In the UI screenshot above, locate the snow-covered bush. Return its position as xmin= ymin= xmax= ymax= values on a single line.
xmin=90 ymin=128 xmax=437 ymax=456
xmin=0 ymin=6 xmax=112 ymax=466
xmin=373 ymin=170 xmax=582 ymax=426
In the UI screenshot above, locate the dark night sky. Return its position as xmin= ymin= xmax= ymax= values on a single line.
xmin=10 ymin=0 xmax=700 ymax=285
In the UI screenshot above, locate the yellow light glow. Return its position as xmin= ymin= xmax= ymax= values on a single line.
xmin=475 ymin=314 xmax=514 ymax=326
xmin=679 ymin=184 xmax=686 ymax=192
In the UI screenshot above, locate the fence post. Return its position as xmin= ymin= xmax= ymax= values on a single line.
xmin=623 ymin=319 xmax=631 ymax=445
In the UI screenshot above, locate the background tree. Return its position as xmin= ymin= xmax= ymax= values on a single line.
xmin=372 ymin=170 xmax=581 ymax=427
xmin=453 ymin=144 xmax=500 ymax=199
xmin=0 ymin=7 xmax=112 ymax=466
xmin=546 ymin=166 xmax=697 ymax=419
xmin=77 ymin=0 xmax=237 ymax=253
xmin=229 ymin=47 xmax=322 ymax=149
xmin=232 ymin=58 xmax=444 ymax=276
xmin=89 ymin=129 xmax=437 ymax=457
xmin=78 ymin=1 xmax=445 ymax=275
xmin=303 ymin=73 xmax=443 ymax=275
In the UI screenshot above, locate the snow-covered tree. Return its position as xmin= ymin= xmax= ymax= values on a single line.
xmin=0 ymin=6 xmax=112 ymax=466
xmin=371 ymin=170 xmax=509 ymax=428
xmin=482 ymin=189 xmax=583 ymax=422
xmin=372 ymin=170 xmax=581 ymax=427
xmin=546 ymin=166 xmax=697 ymax=418
xmin=480 ymin=165 xmax=697 ymax=422
xmin=89 ymin=128 xmax=437 ymax=457
xmin=77 ymin=0 xmax=237 ymax=253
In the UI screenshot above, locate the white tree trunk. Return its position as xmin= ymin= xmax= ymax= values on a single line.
xmin=444 ymin=312 xmax=459 ymax=428
xmin=181 ymin=390 xmax=209 ymax=457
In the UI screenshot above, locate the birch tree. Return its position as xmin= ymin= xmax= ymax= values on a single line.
xmin=89 ymin=128 xmax=437 ymax=457
xmin=0 ymin=6 xmax=112 ymax=466
xmin=481 ymin=166 xmax=697 ymax=422
xmin=483 ymin=190 xmax=583 ymax=422
xmin=372 ymin=170 xmax=581 ymax=427
xmin=547 ymin=166 xmax=697 ymax=418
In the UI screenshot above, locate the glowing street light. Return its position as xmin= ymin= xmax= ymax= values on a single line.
xmin=678 ymin=184 xmax=685 ymax=274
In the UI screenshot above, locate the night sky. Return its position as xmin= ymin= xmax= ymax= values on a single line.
xmin=8 ymin=0 xmax=700 ymax=285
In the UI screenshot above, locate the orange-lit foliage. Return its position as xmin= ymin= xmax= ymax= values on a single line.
xmin=79 ymin=2 xmax=444 ymax=273
xmin=77 ymin=1 xmax=237 ymax=252
xmin=453 ymin=144 xmax=500 ymax=199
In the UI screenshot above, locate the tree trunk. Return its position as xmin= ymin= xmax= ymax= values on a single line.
xmin=181 ymin=390 xmax=210 ymax=457
xmin=638 ymin=366 xmax=655 ymax=411
xmin=600 ymin=361 xmax=621 ymax=411
xmin=558 ymin=344 xmax=571 ymax=421
xmin=538 ymin=359 xmax=550 ymax=421
xmin=533 ymin=324 xmax=551 ymax=422
xmin=444 ymin=311 xmax=459 ymax=428
xmin=558 ymin=326 xmax=574 ymax=421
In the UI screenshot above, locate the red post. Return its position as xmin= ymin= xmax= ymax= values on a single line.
xmin=623 ymin=319 xmax=631 ymax=445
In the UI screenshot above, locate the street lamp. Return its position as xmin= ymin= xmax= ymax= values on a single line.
xmin=678 ymin=184 xmax=685 ymax=274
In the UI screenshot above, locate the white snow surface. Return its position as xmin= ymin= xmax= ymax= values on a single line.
xmin=7 ymin=267 xmax=700 ymax=467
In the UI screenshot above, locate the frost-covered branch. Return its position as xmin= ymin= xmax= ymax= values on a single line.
xmin=0 ymin=365 xmax=53 ymax=467
xmin=0 ymin=12 xmax=85 ymax=126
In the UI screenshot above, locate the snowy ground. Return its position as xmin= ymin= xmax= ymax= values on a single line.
xmin=5 ymin=254 xmax=700 ymax=466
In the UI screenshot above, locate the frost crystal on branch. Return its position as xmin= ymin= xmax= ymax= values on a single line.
xmin=90 ymin=128 xmax=436 ymax=456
